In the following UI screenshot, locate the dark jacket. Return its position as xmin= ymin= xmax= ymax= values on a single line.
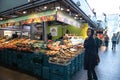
xmin=12 ymin=33 xmax=18 ymax=39
xmin=47 ymin=33 xmax=52 ymax=40
xmin=95 ymin=37 xmax=102 ymax=53
xmin=84 ymin=36 xmax=99 ymax=70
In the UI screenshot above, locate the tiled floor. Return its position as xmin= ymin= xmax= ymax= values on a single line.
xmin=0 ymin=42 xmax=120 ymax=80
xmin=73 ymin=42 xmax=120 ymax=80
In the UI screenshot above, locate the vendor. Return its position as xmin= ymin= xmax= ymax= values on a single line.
xmin=47 ymin=33 xmax=52 ymax=40
xmin=12 ymin=32 xmax=18 ymax=39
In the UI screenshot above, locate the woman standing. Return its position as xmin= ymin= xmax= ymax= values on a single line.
xmin=84 ymin=28 xmax=99 ymax=80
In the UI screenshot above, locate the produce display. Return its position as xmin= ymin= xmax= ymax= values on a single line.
xmin=0 ymin=35 xmax=84 ymax=65
xmin=0 ymin=38 xmax=6 ymax=49
xmin=32 ymin=41 xmax=44 ymax=48
xmin=46 ymin=38 xmax=84 ymax=64
xmin=0 ymin=38 xmax=36 ymax=52
xmin=0 ymin=38 xmax=6 ymax=43
xmin=0 ymin=35 xmax=85 ymax=80
xmin=15 ymin=39 xmax=37 ymax=52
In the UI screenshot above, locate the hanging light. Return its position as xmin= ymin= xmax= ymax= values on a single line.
xmin=67 ymin=9 xmax=70 ymax=12
xmin=75 ymin=14 xmax=78 ymax=17
xmin=44 ymin=6 xmax=47 ymax=9
xmin=74 ymin=17 xmax=77 ymax=19
xmin=61 ymin=8 xmax=64 ymax=11
xmin=23 ymin=11 xmax=27 ymax=14
xmin=0 ymin=18 xmax=3 ymax=20
xmin=80 ymin=17 xmax=82 ymax=20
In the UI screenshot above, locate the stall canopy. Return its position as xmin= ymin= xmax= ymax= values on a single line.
xmin=0 ymin=10 xmax=81 ymax=28
xmin=0 ymin=10 xmax=56 ymax=27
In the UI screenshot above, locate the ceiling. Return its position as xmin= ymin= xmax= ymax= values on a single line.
xmin=0 ymin=0 xmax=86 ymax=23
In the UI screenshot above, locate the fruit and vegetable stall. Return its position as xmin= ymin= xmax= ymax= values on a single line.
xmin=0 ymin=37 xmax=84 ymax=80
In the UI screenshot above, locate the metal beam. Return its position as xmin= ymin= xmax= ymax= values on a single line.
xmin=62 ymin=0 xmax=97 ymax=28
xmin=0 ymin=0 xmax=57 ymax=15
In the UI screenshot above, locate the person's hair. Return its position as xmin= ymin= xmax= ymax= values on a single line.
xmin=95 ymin=33 xmax=97 ymax=36
xmin=88 ymin=28 xmax=94 ymax=36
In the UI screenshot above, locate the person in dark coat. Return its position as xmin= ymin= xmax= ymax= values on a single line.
xmin=12 ymin=32 xmax=18 ymax=39
xmin=94 ymin=33 xmax=102 ymax=53
xmin=47 ymin=33 xmax=52 ymax=40
xmin=104 ymin=34 xmax=109 ymax=48
xmin=84 ymin=28 xmax=99 ymax=80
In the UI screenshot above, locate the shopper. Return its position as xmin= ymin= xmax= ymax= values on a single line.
xmin=84 ymin=28 xmax=99 ymax=80
xmin=111 ymin=33 xmax=117 ymax=50
xmin=94 ymin=33 xmax=102 ymax=53
xmin=104 ymin=34 xmax=109 ymax=48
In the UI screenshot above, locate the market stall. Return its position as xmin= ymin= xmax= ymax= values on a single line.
xmin=0 ymin=36 xmax=84 ymax=80
xmin=0 ymin=5 xmax=86 ymax=80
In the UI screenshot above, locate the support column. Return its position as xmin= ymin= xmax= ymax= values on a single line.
xmin=43 ymin=22 xmax=47 ymax=42
xmin=30 ymin=23 xmax=35 ymax=40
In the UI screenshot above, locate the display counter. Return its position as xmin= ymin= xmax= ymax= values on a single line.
xmin=0 ymin=48 xmax=84 ymax=80
xmin=0 ymin=37 xmax=84 ymax=80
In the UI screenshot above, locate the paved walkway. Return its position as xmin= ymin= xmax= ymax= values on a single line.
xmin=73 ymin=42 xmax=120 ymax=80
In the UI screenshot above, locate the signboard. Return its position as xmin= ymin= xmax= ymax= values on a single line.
xmin=50 ymin=27 xmax=57 ymax=36
xmin=57 ymin=10 xmax=81 ymax=27
xmin=0 ymin=10 xmax=56 ymax=28
xmin=22 ymin=32 xmax=29 ymax=36
xmin=4 ymin=30 xmax=13 ymax=37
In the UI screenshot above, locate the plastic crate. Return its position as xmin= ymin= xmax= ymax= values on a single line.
xmin=33 ymin=64 xmax=42 ymax=76
xmin=42 ymin=54 xmax=50 ymax=66
xmin=50 ymin=73 xmax=71 ymax=80
xmin=42 ymin=66 xmax=50 ymax=80
xmin=50 ymin=62 xmax=71 ymax=76
xmin=0 ymin=51 xmax=3 ymax=64
xmin=78 ymin=62 xmax=82 ymax=71
xmin=32 ymin=54 xmax=43 ymax=65
xmin=19 ymin=62 xmax=33 ymax=72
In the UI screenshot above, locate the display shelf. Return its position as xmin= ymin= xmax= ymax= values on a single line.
xmin=0 ymin=47 xmax=84 ymax=80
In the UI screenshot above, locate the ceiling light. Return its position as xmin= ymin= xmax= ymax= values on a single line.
xmin=80 ymin=18 xmax=82 ymax=20
xmin=76 ymin=14 xmax=78 ymax=17
xmin=0 ymin=18 xmax=3 ymax=20
xmin=67 ymin=9 xmax=70 ymax=12
xmin=44 ymin=6 xmax=47 ymax=9
xmin=23 ymin=11 xmax=27 ymax=14
xmin=74 ymin=17 xmax=77 ymax=19
xmin=61 ymin=8 xmax=64 ymax=11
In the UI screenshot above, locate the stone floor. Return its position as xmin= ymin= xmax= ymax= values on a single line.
xmin=0 ymin=42 xmax=120 ymax=80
